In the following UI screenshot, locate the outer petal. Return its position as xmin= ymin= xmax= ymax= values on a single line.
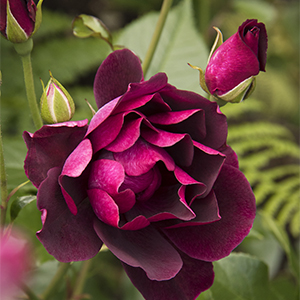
xmin=23 ymin=120 xmax=88 ymax=188
xmin=162 ymin=164 xmax=256 ymax=261
xmin=122 ymin=251 xmax=214 ymax=300
xmin=94 ymin=220 xmax=183 ymax=281
xmin=93 ymin=49 xmax=143 ymax=109
xmin=36 ymin=168 xmax=102 ymax=262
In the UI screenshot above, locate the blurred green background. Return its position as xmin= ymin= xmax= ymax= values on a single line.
xmin=0 ymin=0 xmax=299 ymax=299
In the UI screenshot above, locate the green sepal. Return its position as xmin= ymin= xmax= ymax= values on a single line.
xmin=207 ymin=26 xmax=223 ymax=63
xmin=188 ymin=63 xmax=210 ymax=94
xmin=212 ymin=76 xmax=255 ymax=103
xmin=40 ymin=72 xmax=75 ymax=124
xmin=72 ymin=14 xmax=113 ymax=49
xmin=32 ymin=0 xmax=44 ymax=35
xmin=6 ymin=0 xmax=28 ymax=43
xmin=10 ymin=195 xmax=36 ymax=222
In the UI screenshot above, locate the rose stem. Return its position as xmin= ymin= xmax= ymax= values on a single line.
xmin=69 ymin=259 xmax=92 ymax=300
xmin=142 ymin=0 xmax=173 ymax=76
xmin=41 ymin=262 xmax=71 ymax=300
xmin=21 ymin=283 xmax=42 ymax=300
xmin=0 ymin=125 xmax=8 ymax=229
xmin=14 ymin=39 xmax=43 ymax=130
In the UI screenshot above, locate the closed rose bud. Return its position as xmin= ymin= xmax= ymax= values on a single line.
xmin=0 ymin=0 xmax=43 ymax=43
xmin=40 ymin=73 xmax=75 ymax=124
xmin=205 ymin=19 xmax=268 ymax=103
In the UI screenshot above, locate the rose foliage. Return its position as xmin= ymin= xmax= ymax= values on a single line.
xmin=23 ymin=49 xmax=256 ymax=300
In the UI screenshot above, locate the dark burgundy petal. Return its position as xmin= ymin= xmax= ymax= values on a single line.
xmin=162 ymin=164 xmax=256 ymax=261
xmin=219 ymin=144 xmax=239 ymax=168
xmin=125 ymin=184 xmax=195 ymax=223
xmin=36 ymin=168 xmax=102 ymax=262
xmin=122 ymin=251 xmax=214 ymax=300
xmin=88 ymin=158 xmax=136 ymax=214
xmin=149 ymin=109 xmax=206 ymax=143
xmin=94 ymin=220 xmax=183 ymax=281
xmin=93 ymin=49 xmax=143 ymax=109
xmin=88 ymin=113 xmax=125 ymax=153
xmin=113 ymin=74 xmax=169 ymax=115
xmin=182 ymin=142 xmax=225 ymax=198
xmin=160 ymin=86 xmax=227 ymax=149
xmin=114 ymin=138 xmax=175 ymax=176
xmin=23 ymin=120 xmax=88 ymax=188
xmin=59 ymin=139 xmax=93 ymax=215
xmin=239 ymin=19 xmax=268 ymax=71
xmin=86 ymin=97 xmax=119 ymax=136
xmin=165 ymin=190 xmax=221 ymax=229
xmin=105 ymin=117 xmax=143 ymax=152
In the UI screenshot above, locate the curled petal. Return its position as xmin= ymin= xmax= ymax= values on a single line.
xmin=23 ymin=120 xmax=88 ymax=188
xmin=36 ymin=168 xmax=102 ymax=262
xmin=94 ymin=220 xmax=183 ymax=281
xmin=162 ymin=164 xmax=256 ymax=261
xmin=122 ymin=251 xmax=214 ymax=300
xmin=114 ymin=138 xmax=175 ymax=176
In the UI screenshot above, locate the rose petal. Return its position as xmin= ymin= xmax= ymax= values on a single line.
xmin=88 ymin=159 xmax=136 ymax=214
xmin=93 ymin=49 xmax=143 ymax=109
xmin=165 ymin=190 xmax=221 ymax=229
xmin=105 ymin=116 xmax=143 ymax=152
xmin=36 ymin=168 xmax=102 ymax=262
xmin=125 ymin=184 xmax=195 ymax=223
xmin=122 ymin=251 xmax=214 ymax=300
xmin=87 ymin=189 xmax=119 ymax=227
xmin=148 ymin=109 xmax=206 ymax=143
xmin=162 ymin=164 xmax=256 ymax=261
xmin=182 ymin=143 xmax=225 ymax=198
xmin=160 ymin=86 xmax=227 ymax=149
xmin=114 ymin=138 xmax=175 ymax=176
xmin=113 ymin=73 xmax=169 ymax=114
xmin=94 ymin=220 xmax=183 ymax=281
xmin=23 ymin=120 xmax=88 ymax=187
xmin=59 ymin=139 xmax=93 ymax=215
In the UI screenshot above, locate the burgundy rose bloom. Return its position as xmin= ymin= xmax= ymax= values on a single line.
xmin=0 ymin=0 xmax=37 ymax=42
xmin=205 ymin=19 xmax=268 ymax=97
xmin=23 ymin=49 xmax=256 ymax=300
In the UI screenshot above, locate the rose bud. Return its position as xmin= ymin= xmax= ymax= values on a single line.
xmin=0 ymin=0 xmax=43 ymax=43
xmin=204 ymin=19 xmax=268 ymax=103
xmin=23 ymin=49 xmax=256 ymax=300
xmin=40 ymin=72 xmax=75 ymax=124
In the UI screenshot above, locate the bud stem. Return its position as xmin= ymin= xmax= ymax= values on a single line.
xmin=142 ymin=0 xmax=173 ymax=76
xmin=14 ymin=39 xmax=43 ymax=129
xmin=0 ymin=125 xmax=8 ymax=229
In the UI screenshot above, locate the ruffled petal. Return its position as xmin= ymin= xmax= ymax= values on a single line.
xmin=23 ymin=120 xmax=88 ymax=188
xmin=93 ymin=49 xmax=143 ymax=109
xmin=114 ymin=138 xmax=175 ymax=176
xmin=160 ymin=86 xmax=227 ymax=149
xmin=59 ymin=139 xmax=93 ymax=215
xmin=36 ymin=168 xmax=102 ymax=262
xmin=122 ymin=251 xmax=214 ymax=300
xmin=162 ymin=164 xmax=256 ymax=261
xmin=94 ymin=220 xmax=183 ymax=281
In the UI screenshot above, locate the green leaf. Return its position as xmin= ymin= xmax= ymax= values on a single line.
xmin=10 ymin=195 xmax=36 ymax=221
xmin=198 ymin=253 xmax=281 ymax=300
xmin=117 ymin=0 xmax=208 ymax=94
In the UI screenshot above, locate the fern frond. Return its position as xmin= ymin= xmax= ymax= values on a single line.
xmin=228 ymin=121 xmax=300 ymax=237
